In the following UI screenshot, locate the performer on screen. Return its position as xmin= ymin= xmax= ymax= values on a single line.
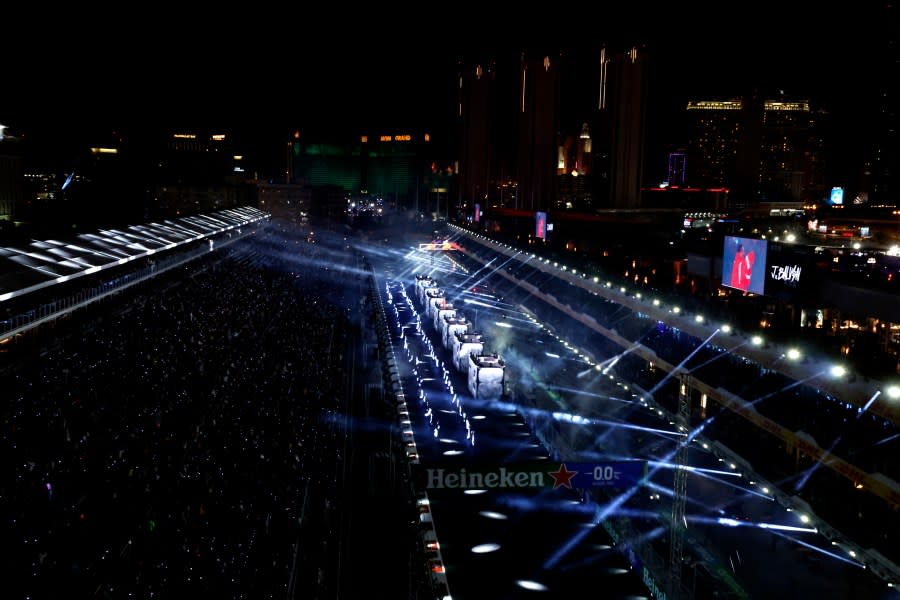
xmin=730 ymin=242 xmax=756 ymax=291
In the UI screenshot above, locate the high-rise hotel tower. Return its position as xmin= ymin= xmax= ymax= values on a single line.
xmin=456 ymin=45 xmax=650 ymax=214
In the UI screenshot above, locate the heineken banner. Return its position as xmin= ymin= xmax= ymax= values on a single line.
xmin=418 ymin=460 xmax=647 ymax=491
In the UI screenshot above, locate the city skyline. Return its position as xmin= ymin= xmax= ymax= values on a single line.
xmin=4 ymin=6 xmax=893 ymax=191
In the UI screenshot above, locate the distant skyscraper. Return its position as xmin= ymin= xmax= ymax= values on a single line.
xmin=160 ymin=132 xmax=235 ymax=187
xmin=455 ymin=46 xmax=650 ymax=215
xmin=556 ymin=122 xmax=595 ymax=210
xmin=686 ymin=97 xmax=824 ymax=208
xmin=0 ymin=128 xmax=24 ymax=222
xmin=576 ymin=122 xmax=593 ymax=175
xmin=759 ymin=99 xmax=815 ymax=203
xmin=866 ymin=2 xmax=898 ymax=204
xmin=606 ymin=46 xmax=648 ymax=209
xmin=685 ymin=100 xmax=742 ymax=189
xmin=801 ymin=108 xmax=829 ymax=205
xmin=457 ymin=60 xmax=498 ymax=209
xmin=154 ymin=131 xmax=242 ymax=218
xmin=667 ymin=151 xmax=687 ymax=186
xmin=517 ymin=52 xmax=560 ymax=213
xmin=588 ymin=47 xmax=613 ymax=207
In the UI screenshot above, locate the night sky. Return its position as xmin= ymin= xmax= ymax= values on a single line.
xmin=4 ymin=5 xmax=891 ymax=184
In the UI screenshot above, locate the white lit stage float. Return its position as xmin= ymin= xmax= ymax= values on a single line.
xmin=452 ymin=332 xmax=484 ymax=373
xmin=467 ymin=352 xmax=506 ymax=400
xmin=441 ymin=314 xmax=469 ymax=350
xmin=415 ymin=275 xmax=437 ymax=306
xmin=433 ymin=303 xmax=456 ymax=332
xmin=423 ymin=288 xmax=446 ymax=322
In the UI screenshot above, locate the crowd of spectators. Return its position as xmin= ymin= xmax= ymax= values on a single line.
xmin=5 ymin=210 xmax=898 ymax=597
xmin=0 ymin=219 xmax=362 ymax=598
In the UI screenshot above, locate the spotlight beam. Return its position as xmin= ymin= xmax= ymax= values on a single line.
xmin=794 ymin=390 xmax=881 ymax=493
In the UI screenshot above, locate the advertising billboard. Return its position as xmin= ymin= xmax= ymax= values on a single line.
xmin=535 ymin=211 xmax=547 ymax=240
xmin=764 ymin=241 xmax=815 ymax=301
xmin=722 ymin=236 xmax=768 ymax=294
xmin=830 ymin=187 xmax=844 ymax=205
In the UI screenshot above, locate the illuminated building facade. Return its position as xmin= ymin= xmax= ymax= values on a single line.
xmin=685 ymin=100 xmax=742 ymax=189
xmin=289 ymin=132 xmax=434 ymax=215
xmin=759 ymin=100 xmax=817 ymax=203
xmin=154 ymin=132 xmax=249 ymax=218
xmin=160 ymin=132 xmax=236 ymax=184
xmin=557 ymin=122 xmax=594 ymax=210
xmin=685 ymin=97 xmax=825 ymax=208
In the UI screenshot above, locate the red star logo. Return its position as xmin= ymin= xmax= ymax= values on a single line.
xmin=548 ymin=463 xmax=578 ymax=489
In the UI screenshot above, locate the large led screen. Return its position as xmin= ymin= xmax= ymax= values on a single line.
xmin=722 ymin=236 xmax=768 ymax=294
xmin=535 ymin=211 xmax=547 ymax=240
